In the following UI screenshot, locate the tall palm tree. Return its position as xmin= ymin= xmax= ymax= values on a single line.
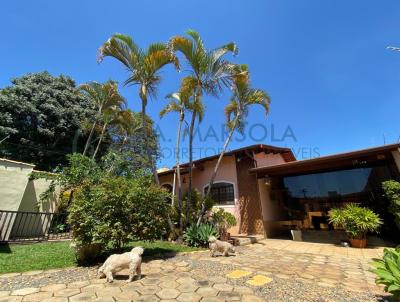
xmin=79 ymin=81 xmax=126 ymax=157
xmin=160 ymin=92 xmax=190 ymax=230
xmin=98 ymin=34 xmax=179 ymax=184
xmin=169 ymin=30 xmax=238 ymax=217
xmin=199 ymin=66 xmax=270 ymax=225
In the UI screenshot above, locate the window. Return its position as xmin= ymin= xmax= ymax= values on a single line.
xmin=204 ymin=182 xmax=235 ymax=205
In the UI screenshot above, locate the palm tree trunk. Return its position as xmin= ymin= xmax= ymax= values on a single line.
xmin=196 ymin=115 xmax=239 ymax=226
xmin=141 ymin=98 xmax=160 ymax=185
xmin=176 ymin=112 xmax=184 ymax=231
xmin=83 ymin=121 xmax=97 ymax=156
xmin=187 ymin=107 xmax=196 ymax=225
xmin=92 ymin=122 xmax=107 ymax=159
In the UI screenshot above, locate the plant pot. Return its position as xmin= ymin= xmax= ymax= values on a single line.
xmin=220 ymin=232 xmax=230 ymax=241
xmin=291 ymin=229 xmax=302 ymax=241
xmin=73 ymin=242 xmax=103 ymax=262
xmin=350 ymin=238 xmax=367 ymax=248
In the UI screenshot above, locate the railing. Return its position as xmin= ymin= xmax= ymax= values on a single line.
xmin=0 ymin=210 xmax=71 ymax=242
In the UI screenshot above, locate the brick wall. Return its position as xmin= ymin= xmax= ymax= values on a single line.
xmin=235 ymin=155 xmax=264 ymax=234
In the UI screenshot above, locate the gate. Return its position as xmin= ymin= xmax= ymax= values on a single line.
xmin=0 ymin=210 xmax=71 ymax=242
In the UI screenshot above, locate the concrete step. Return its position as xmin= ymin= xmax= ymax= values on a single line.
xmin=230 ymin=234 xmax=264 ymax=246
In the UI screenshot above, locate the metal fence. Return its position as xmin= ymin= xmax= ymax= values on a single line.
xmin=0 ymin=210 xmax=71 ymax=242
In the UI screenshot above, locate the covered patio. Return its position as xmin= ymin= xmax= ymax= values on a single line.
xmin=251 ymin=143 xmax=400 ymax=244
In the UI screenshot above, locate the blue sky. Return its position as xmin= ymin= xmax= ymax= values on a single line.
xmin=1 ymin=1 xmax=400 ymax=168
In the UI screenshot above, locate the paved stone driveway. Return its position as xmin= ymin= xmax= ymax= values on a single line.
xmin=0 ymin=239 xmax=390 ymax=302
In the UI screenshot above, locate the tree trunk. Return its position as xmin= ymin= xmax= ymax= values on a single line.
xmin=187 ymin=106 xmax=196 ymax=225
xmin=196 ymin=115 xmax=239 ymax=226
xmin=176 ymin=112 xmax=184 ymax=231
xmin=92 ymin=122 xmax=107 ymax=160
xmin=83 ymin=121 xmax=97 ymax=156
xmin=141 ymin=96 xmax=160 ymax=185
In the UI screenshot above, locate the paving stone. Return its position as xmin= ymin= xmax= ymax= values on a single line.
xmin=137 ymin=295 xmax=160 ymax=302
xmin=40 ymin=284 xmax=66 ymax=292
xmin=80 ymin=284 xmax=105 ymax=292
xmin=177 ymin=283 xmax=199 ymax=293
xmin=141 ymin=278 xmax=161 ymax=285
xmin=213 ymin=283 xmax=233 ymax=292
xmin=177 ymin=276 xmax=196 ymax=282
xmin=113 ymin=289 xmax=140 ymax=300
xmin=218 ymin=291 xmax=241 ymax=301
xmin=69 ymin=292 xmax=96 ymax=301
xmin=53 ymin=288 xmax=80 ymax=297
xmin=136 ymin=285 xmax=160 ymax=295
xmin=156 ymin=288 xmax=180 ymax=299
xmin=177 ymin=292 xmax=202 ymax=302
xmin=196 ymin=280 xmax=213 ymax=287
xmin=11 ymin=288 xmax=39 ymax=296
xmin=159 ymin=280 xmax=179 ymax=289
xmin=0 ymin=296 xmax=23 ymax=302
xmin=196 ymin=287 xmax=219 ymax=297
xmin=41 ymin=298 xmax=67 ymax=302
xmin=91 ymin=298 xmax=114 ymax=302
xmin=226 ymin=270 xmax=252 ymax=279
xmin=67 ymin=281 xmax=90 ymax=289
xmin=233 ymin=286 xmax=253 ymax=295
xmin=200 ymin=297 xmax=225 ymax=302
xmin=246 ymin=275 xmax=273 ymax=286
xmin=0 ymin=292 xmax=9 ymax=298
xmin=22 ymin=291 xmax=53 ymax=302
xmin=175 ymin=261 xmax=189 ymax=267
xmin=95 ymin=286 xmax=121 ymax=297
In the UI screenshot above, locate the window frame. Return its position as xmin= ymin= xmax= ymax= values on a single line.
xmin=203 ymin=181 xmax=236 ymax=206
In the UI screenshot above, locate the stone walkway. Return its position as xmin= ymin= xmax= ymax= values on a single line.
xmin=0 ymin=239 xmax=391 ymax=301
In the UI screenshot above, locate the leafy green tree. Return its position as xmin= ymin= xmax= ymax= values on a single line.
xmin=0 ymin=72 xmax=95 ymax=170
xmin=98 ymin=34 xmax=179 ymax=184
xmin=382 ymin=180 xmax=400 ymax=231
xmin=106 ymin=111 xmax=160 ymax=176
xmin=169 ymin=30 xmax=238 ymax=218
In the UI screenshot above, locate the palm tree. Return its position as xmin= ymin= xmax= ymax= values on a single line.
xmin=169 ymin=30 xmax=238 ymax=218
xmin=79 ymin=81 xmax=126 ymax=157
xmin=160 ymin=90 xmax=194 ymax=230
xmin=199 ymin=66 xmax=270 ymax=225
xmin=98 ymin=34 xmax=179 ymax=184
xmin=92 ymin=107 xmax=132 ymax=159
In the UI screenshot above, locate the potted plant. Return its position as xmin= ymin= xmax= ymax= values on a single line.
xmin=328 ymin=203 xmax=382 ymax=248
xmin=291 ymin=226 xmax=303 ymax=241
xmin=208 ymin=208 xmax=237 ymax=241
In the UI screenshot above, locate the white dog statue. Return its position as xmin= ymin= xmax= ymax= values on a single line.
xmin=208 ymin=236 xmax=235 ymax=257
xmin=98 ymin=246 xmax=144 ymax=283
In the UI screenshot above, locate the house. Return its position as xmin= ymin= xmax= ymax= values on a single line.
xmin=158 ymin=143 xmax=400 ymax=240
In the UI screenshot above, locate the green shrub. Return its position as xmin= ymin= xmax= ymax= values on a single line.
xmin=68 ymin=172 xmax=169 ymax=250
xmin=382 ymin=180 xmax=400 ymax=231
xmin=183 ymin=223 xmax=219 ymax=247
xmin=328 ymin=203 xmax=382 ymax=239
xmin=371 ymin=247 xmax=400 ymax=299
xmin=208 ymin=208 xmax=237 ymax=235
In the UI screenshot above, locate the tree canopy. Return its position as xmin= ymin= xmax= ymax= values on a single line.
xmin=0 ymin=72 xmax=96 ymax=170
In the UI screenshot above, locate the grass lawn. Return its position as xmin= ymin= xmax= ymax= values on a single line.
xmin=0 ymin=240 xmax=201 ymax=274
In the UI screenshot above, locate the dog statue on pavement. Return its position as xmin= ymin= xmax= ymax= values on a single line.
xmin=98 ymin=246 xmax=144 ymax=283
